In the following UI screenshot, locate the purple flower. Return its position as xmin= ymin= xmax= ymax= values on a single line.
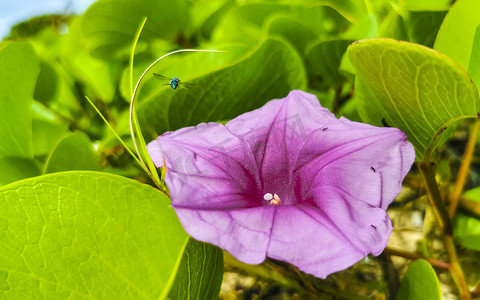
xmin=147 ymin=90 xmax=414 ymax=278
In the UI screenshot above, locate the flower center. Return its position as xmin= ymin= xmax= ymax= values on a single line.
xmin=263 ymin=193 xmax=281 ymax=206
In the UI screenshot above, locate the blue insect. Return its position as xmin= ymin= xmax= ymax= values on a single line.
xmin=153 ymin=73 xmax=194 ymax=90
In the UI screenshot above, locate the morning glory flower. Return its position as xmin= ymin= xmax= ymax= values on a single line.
xmin=147 ymin=90 xmax=415 ymax=278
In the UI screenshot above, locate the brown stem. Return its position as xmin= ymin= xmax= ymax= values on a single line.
xmin=419 ymin=162 xmax=471 ymax=300
xmin=419 ymin=162 xmax=453 ymax=235
xmin=384 ymin=247 xmax=451 ymax=269
xmin=223 ymin=253 xmax=370 ymax=300
xmin=449 ymin=119 xmax=480 ymax=217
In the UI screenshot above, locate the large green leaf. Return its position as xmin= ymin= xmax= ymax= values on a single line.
xmin=454 ymin=187 xmax=480 ymax=251
xmin=0 ymin=171 xmax=188 ymax=299
xmin=44 ymin=132 xmax=100 ymax=173
xmin=138 ymin=38 xmax=306 ymax=137
xmin=434 ymin=0 xmax=480 ymax=70
xmin=0 ymin=42 xmax=40 ymax=158
xmin=396 ymin=259 xmax=441 ymax=300
xmin=348 ymin=39 xmax=480 ymax=161
xmin=168 ymin=239 xmax=223 ymax=300
xmin=211 ymin=4 xmax=347 ymax=47
xmin=82 ymin=0 xmax=189 ymax=60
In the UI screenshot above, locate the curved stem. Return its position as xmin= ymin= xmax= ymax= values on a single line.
xmin=423 ymin=115 xmax=478 ymax=163
xmin=449 ymin=118 xmax=480 ymax=217
xmin=129 ymin=49 xmax=225 ymax=192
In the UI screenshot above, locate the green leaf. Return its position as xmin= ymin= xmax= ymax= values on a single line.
xmin=315 ymin=0 xmax=368 ymax=23
xmin=406 ymin=11 xmax=448 ymax=48
xmin=404 ymin=0 xmax=450 ymax=11
xmin=468 ymin=25 xmax=480 ymax=92
xmin=62 ymin=18 xmax=120 ymax=103
xmin=211 ymin=3 xmax=290 ymax=46
xmin=347 ymin=39 xmax=480 ymax=161
xmin=32 ymin=119 xmax=69 ymax=158
xmin=343 ymin=14 xmax=378 ymax=40
xmin=305 ymin=39 xmax=353 ymax=89
xmin=454 ymin=187 xmax=480 ymax=251
xmin=434 ymin=0 xmax=480 ymax=70
xmin=0 ymin=171 xmax=188 ymax=299
xmin=396 ymin=259 xmax=441 ymax=300
xmin=44 ymin=132 xmax=100 ymax=173
xmin=138 ymin=38 xmax=306 ymax=137
xmin=33 ymin=60 xmax=59 ymax=105
xmin=82 ymin=0 xmax=189 ymax=60
xmin=0 ymin=42 xmax=40 ymax=158
xmin=379 ymin=10 xmax=407 ymax=41
xmin=168 ymin=239 xmax=223 ymax=300
xmin=0 ymin=157 xmax=41 ymax=186
xmin=194 ymin=0 xmax=236 ymax=39
xmin=266 ymin=16 xmax=317 ymax=54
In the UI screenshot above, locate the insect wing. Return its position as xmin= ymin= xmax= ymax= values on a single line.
xmin=153 ymin=73 xmax=171 ymax=81
xmin=179 ymin=81 xmax=196 ymax=89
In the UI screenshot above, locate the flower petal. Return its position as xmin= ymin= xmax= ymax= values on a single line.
xmin=147 ymin=122 xmax=260 ymax=209
xmin=295 ymin=118 xmax=415 ymax=209
xmin=226 ymin=90 xmax=338 ymax=204
xmin=174 ymin=207 xmax=275 ymax=264
xmin=266 ymin=204 xmax=388 ymax=278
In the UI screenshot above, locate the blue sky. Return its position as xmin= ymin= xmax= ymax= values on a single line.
xmin=0 ymin=0 xmax=96 ymax=38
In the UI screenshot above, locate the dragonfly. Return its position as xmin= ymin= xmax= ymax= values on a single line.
xmin=153 ymin=73 xmax=194 ymax=90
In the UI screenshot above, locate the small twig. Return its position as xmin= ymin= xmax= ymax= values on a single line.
xmin=384 ymin=247 xmax=451 ymax=269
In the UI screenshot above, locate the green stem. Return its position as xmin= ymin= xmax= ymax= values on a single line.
xmin=418 ymin=162 xmax=471 ymax=300
xmin=129 ymin=49 xmax=225 ymax=192
xmin=449 ymin=118 xmax=480 ymax=217
xmin=85 ymin=96 xmax=144 ymax=170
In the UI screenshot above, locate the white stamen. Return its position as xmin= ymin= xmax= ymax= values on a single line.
xmin=263 ymin=193 xmax=273 ymax=201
